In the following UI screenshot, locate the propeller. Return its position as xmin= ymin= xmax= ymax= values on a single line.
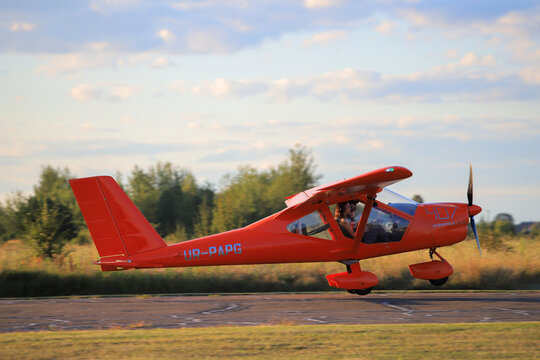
xmin=467 ymin=164 xmax=482 ymax=255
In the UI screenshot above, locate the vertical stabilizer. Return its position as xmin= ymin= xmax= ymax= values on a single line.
xmin=69 ymin=176 xmax=166 ymax=259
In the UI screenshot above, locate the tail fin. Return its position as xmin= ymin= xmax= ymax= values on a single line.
xmin=69 ymin=176 xmax=166 ymax=260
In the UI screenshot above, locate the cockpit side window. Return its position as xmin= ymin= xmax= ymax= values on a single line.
xmin=361 ymin=205 xmax=409 ymax=244
xmin=287 ymin=211 xmax=333 ymax=240
xmin=329 ymin=201 xmax=364 ymax=239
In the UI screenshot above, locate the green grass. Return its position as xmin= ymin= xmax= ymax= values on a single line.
xmin=0 ymin=322 xmax=538 ymax=360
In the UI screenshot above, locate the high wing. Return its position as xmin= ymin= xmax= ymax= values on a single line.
xmin=284 ymin=166 xmax=412 ymax=208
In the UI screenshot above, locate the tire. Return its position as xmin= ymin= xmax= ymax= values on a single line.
xmin=429 ymin=277 xmax=449 ymax=286
xmin=353 ymin=287 xmax=373 ymax=296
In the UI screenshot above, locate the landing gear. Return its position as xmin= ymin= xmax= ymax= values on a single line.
xmin=429 ymin=277 xmax=449 ymax=286
xmin=327 ymin=261 xmax=379 ymax=296
xmin=427 ymin=249 xmax=450 ymax=286
xmin=346 ymin=287 xmax=373 ymax=295
xmin=409 ymin=248 xmax=454 ymax=287
xmin=352 ymin=287 xmax=373 ymax=295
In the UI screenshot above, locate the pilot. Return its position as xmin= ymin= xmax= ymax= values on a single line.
xmin=335 ymin=202 xmax=355 ymax=238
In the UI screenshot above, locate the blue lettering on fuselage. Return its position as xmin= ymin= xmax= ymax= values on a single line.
xmin=183 ymin=243 xmax=242 ymax=261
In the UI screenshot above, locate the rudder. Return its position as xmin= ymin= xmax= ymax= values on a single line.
xmin=69 ymin=176 xmax=166 ymax=259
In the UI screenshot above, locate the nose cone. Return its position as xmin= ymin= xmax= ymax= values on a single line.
xmin=469 ymin=204 xmax=482 ymax=217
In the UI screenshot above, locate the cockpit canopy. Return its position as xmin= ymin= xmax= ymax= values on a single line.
xmin=286 ymin=188 xmax=418 ymax=244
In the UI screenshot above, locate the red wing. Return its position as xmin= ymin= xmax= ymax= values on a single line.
xmin=284 ymin=166 xmax=412 ymax=207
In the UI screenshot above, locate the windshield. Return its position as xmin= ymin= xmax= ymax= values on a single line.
xmin=376 ymin=188 xmax=418 ymax=216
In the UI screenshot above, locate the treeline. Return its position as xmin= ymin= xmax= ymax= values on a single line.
xmin=0 ymin=145 xmax=320 ymax=257
xmin=1 ymin=144 xmax=534 ymax=259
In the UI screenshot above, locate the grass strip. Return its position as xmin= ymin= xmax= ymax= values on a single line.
xmin=1 ymin=322 xmax=538 ymax=360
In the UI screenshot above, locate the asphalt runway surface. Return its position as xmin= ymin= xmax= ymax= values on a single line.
xmin=1 ymin=292 xmax=538 ymax=332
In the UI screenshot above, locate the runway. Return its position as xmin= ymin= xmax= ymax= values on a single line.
xmin=1 ymin=292 xmax=538 ymax=332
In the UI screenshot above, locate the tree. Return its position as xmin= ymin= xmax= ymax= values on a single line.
xmin=156 ymin=184 xmax=183 ymax=236
xmin=211 ymin=146 xmax=321 ymax=233
xmin=493 ymin=213 xmax=515 ymax=235
xmin=193 ymin=197 xmax=214 ymax=238
xmin=211 ymin=166 xmax=269 ymax=233
xmin=25 ymin=196 xmax=77 ymax=258
xmin=128 ymin=165 xmax=160 ymax=225
xmin=0 ymin=205 xmax=7 ymax=241
xmin=127 ymin=162 xmax=215 ymax=238
xmin=0 ymin=192 xmax=28 ymax=242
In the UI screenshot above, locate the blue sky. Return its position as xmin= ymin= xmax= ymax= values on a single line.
xmin=1 ymin=0 xmax=539 ymax=223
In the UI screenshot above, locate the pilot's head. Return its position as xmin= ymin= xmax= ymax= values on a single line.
xmin=336 ymin=202 xmax=349 ymax=218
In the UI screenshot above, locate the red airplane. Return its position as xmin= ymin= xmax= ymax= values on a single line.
xmin=69 ymin=165 xmax=482 ymax=295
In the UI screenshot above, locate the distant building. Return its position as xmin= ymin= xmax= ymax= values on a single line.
xmin=515 ymin=222 xmax=539 ymax=234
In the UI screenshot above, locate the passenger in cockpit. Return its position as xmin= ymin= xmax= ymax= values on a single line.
xmin=335 ymin=202 xmax=355 ymax=238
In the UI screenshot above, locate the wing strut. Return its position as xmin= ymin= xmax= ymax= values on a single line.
xmin=352 ymin=191 xmax=377 ymax=252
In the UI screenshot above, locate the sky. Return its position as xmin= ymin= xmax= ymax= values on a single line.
xmin=1 ymin=0 xmax=539 ymax=224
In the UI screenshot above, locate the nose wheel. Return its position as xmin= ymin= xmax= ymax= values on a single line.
xmin=429 ymin=277 xmax=449 ymax=286
xmin=347 ymin=287 xmax=373 ymax=295
xmin=408 ymin=248 xmax=454 ymax=287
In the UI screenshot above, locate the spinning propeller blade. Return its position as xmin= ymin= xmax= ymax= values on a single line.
xmin=468 ymin=164 xmax=482 ymax=255
xmin=467 ymin=164 xmax=473 ymax=207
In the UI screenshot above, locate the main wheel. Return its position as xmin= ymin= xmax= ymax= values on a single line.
xmin=429 ymin=277 xmax=449 ymax=286
xmin=352 ymin=287 xmax=373 ymax=296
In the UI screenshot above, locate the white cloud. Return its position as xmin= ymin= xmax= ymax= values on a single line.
xmin=396 ymin=116 xmax=417 ymax=128
xmin=400 ymin=6 xmax=540 ymax=66
xmin=109 ymin=85 xmax=138 ymax=101
xmin=192 ymin=78 xmax=267 ymax=98
xmin=0 ymin=140 xmax=27 ymax=157
xmin=152 ymin=57 xmax=173 ymax=68
xmin=193 ymin=78 xmax=233 ymax=97
xmin=400 ymin=8 xmax=437 ymax=28
xmin=188 ymin=61 xmax=539 ymax=103
xmin=157 ymin=29 xmax=175 ymax=43
xmin=519 ymin=66 xmax=540 ymax=84
xmin=303 ymin=0 xmax=342 ymax=9
xmin=81 ymin=122 xmax=95 ymax=130
xmin=170 ymin=80 xmax=189 ymax=92
xmin=171 ymin=1 xmax=212 ymax=11
xmin=366 ymin=140 xmax=384 ymax=148
xmin=458 ymin=52 xmax=495 ymax=67
xmin=375 ymin=21 xmax=395 ymax=35
xmin=36 ymin=53 xmax=115 ymax=76
xmin=9 ymin=22 xmax=36 ymax=32
xmin=70 ymin=84 xmax=138 ymax=101
xmin=70 ymin=84 xmax=102 ymax=101
xmin=90 ymin=0 xmax=140 ymax=13
xmin=185 ymin=31 xmax=229 ymax=53
xmin=303 ymin=30 xmax=348 ymax=47
xmin=84 ymin=42 xmax=113 ymax=52
xmin=445 ymin=49 xmax=460 ymax=59
xmin=121 ymin=116 xmax=134 ymax=124
xmin=35 ymin=49 xmax=155 ymax=76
